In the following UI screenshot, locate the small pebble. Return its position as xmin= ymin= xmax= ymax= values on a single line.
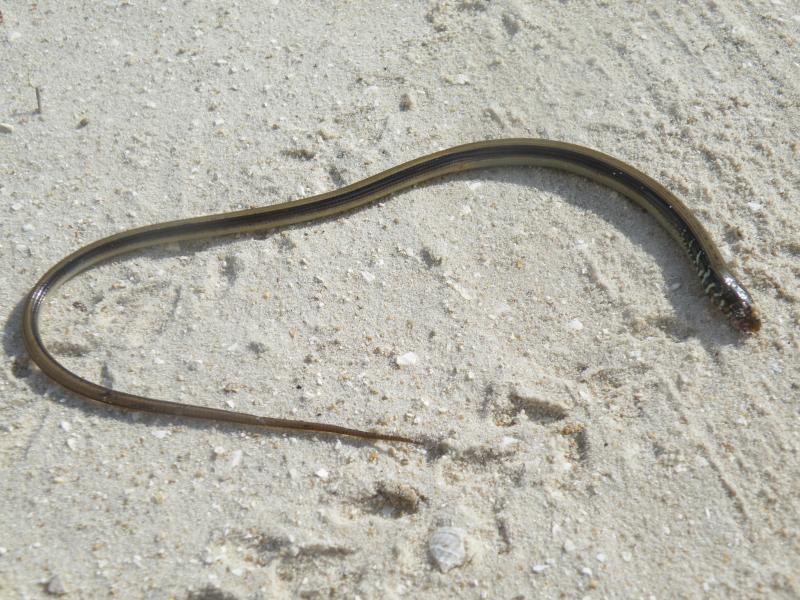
xmin=376 ymin=481 xmax=422 ymax=513
xmin=317 ymin=128 xmax=338 ymax=140
xmin=531 ymin=564 xmax=549 ymax=574
xmin=76 ymin=117 xmax=89 ymax=129
xmin=315 ymin=468 xmax=329 ymax=481
xmin=421 ymin=242 xmax=447 ymax=266
xmin=429 ymin=527 xmax=466 ymax=572
xmin=228 ymin=449 xmax=243 ymax=469
xmin=399 ymin=92 xmax=415 ymax=111
xmin=396 ymin=352 xmax=418 ymax=367
xmin=483 ymin=106 xmax=505 ymax=126
xmin=498 ymin=436 xmax=520 ymax=451
xmin=566 ymin=318 xmax=584 ymax=331
xmin=0 ymin=123 xmax=13 ymax=134
xmin=46 ymin=575 xmax=67 ymax=596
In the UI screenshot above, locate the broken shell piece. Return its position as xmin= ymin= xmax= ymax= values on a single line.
xmin=428 ymin=527 xmax=466 ymax=572
xmin=396 ymin=351 xmax=418 ymax=367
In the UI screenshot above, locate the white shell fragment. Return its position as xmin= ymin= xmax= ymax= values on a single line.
xmin=566 ymin=318 xmax=584 ymax=331
xmin=428 ymin=527 xmax=466 ymax=572
xmin=396 ymin=352 xmax=418 ymax=367
xmin=228 ymin=449 xmax=243 ymax=469
xmin=532 ymin=564 xmax=549 ymax=574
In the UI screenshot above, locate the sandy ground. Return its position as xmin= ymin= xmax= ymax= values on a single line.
xmin=1 ymin=2 xmax=799 ymax=598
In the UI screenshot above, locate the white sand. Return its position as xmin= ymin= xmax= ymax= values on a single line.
xmin=1 ymin=2 xmax=798 ymax=598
